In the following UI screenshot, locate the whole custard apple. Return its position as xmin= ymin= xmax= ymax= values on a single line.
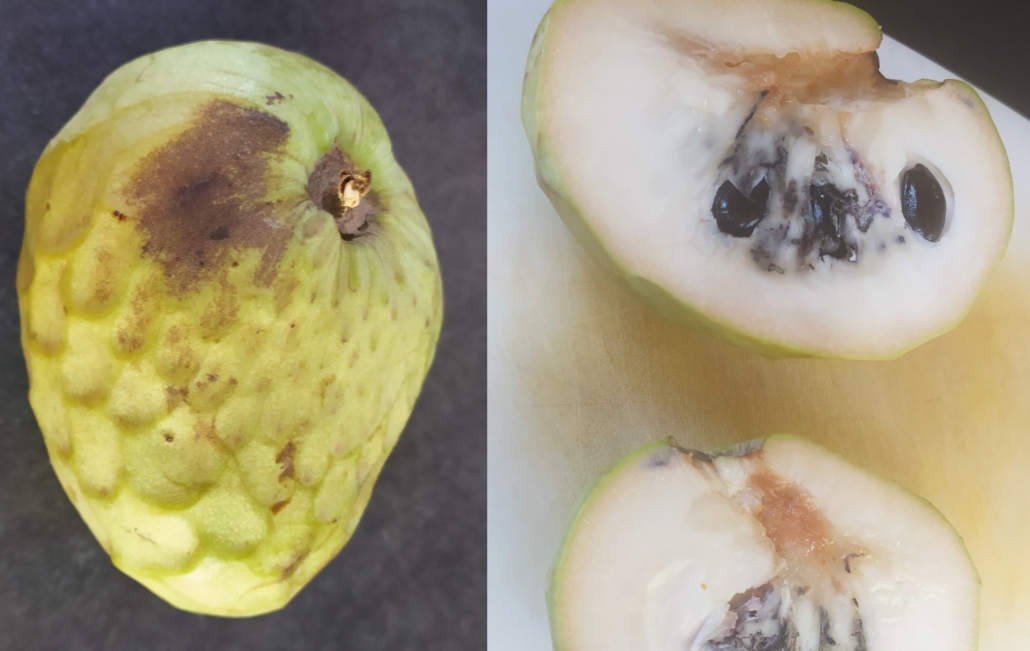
xmin=17 ymin=41 xmax=443 ymax=616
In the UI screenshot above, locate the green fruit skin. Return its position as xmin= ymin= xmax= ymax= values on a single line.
xmin=18 ymin=41 xmax=443 ymax=616
xmin=521 ymin=0 xmax=1014 ymax=361
xmin=547 ymin=435 xmax=981 ymax=650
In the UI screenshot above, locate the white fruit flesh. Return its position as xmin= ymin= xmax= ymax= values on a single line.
xmin=524 ymin=0 xmax=1013 ymax=358
xmin=549 ymin=436 xmax=978 ymax=651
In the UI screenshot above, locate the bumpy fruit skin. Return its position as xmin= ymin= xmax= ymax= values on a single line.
xmin=522 ymin=0 xmax=1013 ymax=360
xmin=17 ymin=41 xmax=443 ymax=616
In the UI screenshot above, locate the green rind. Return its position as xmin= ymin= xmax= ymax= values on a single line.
xmin=522 ymin=0 xmax=1013 ymax=361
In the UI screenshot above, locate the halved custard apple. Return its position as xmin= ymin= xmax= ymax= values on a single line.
xmin=548 ymin=435 xmax=978 ymax=651
xmin=522 ymin=0 xmax=1013 ymax=358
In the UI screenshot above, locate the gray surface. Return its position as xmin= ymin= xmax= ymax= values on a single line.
xmin=0 ymin=1 xmax=485 ymax=649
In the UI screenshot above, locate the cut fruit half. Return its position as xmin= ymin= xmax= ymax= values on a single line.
xmin=548 ymin=436 xmax=978 ymax=651
xmin=523 ymin=0 xmax=1013 ymax=359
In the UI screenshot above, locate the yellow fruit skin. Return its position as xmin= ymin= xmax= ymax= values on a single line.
xmin=17 ymin=41 xmax=443 ymax=617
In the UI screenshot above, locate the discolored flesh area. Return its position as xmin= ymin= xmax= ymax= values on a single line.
xmin=695 ymin=453 xmax=870 ymax=651
xmin=707 ymin=68 xmax=948 ymax=273
xmin=548 ymin=437 xmax=978 ymax=651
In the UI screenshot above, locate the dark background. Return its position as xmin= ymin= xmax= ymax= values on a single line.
xmin=0 ymin=1 xmax=484 ymax=650
xmin=849 ymin=0 xmax=1030 ymax=118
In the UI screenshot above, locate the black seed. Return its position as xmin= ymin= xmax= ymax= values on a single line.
xmin=809 ymin=184 xmax=849 ymax=260
xmin=901 ymin=163 xmax=946 ymax=242
xmin=750 ymin=177 xmax=770 ymax=208
xmin=713 ymin=179 xmax=769 ymax=238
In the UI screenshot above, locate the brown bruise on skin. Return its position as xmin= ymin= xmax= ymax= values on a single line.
xmin=280 ymin=550 xmax=308 ymax=580
xmin=306 ymin=144 xmax=379 ymax=240
xmin=115 ymin=278 xmax=159 ymax=355
xmin=126 ymin=100 xmax=292 ymax=297
xmin=276 ymin=441 xmax=296 ymax=483
xmin=192 ymin=414 xmax=218 ymax=443
xmin=159 ymin=324 xmax=200 ymax=383
xmin=273 ymin=270 xmax=299 ymax=315
xmin=199 ymin=274 xmax=240 ymax=339
xmin=91 ymin=249 xmax=117 ymax=308
xmin=166 ymin=385 xmax=189 ymax=412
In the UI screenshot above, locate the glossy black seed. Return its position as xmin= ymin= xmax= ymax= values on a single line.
xmin=713 ymin=179 xmax=769 ymax=238
xmin=750 ymin=177 xmax=770 ymax=208
xmin=809 ymin=184 xmax=849 ymax=260
xmin=901 ymin=164 xmax=946 ymax=242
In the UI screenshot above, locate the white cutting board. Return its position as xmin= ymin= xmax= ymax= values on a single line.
xmin=488 ymin=2 xmax=1030 ymax=649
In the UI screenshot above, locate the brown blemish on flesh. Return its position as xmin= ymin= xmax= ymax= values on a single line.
xmin=270 ymin=498 xmax=291 ymax=514
xmin=265 ymin=92 xmax=285 ymax=105
xmin=750 ymin=469 xmax=833 ymax=560
xmin=672 ymin=38 xmax=905 ymax=104
xmin=126 ymin=100 xmax=292 ymax=296
xmin=276 ymin=441 xmax=296 ymax=483
xmin=747 ymin=465 xmax=871 ymax=586
xmin=306 ymin=144 xmax=379 ymax=239
xmin=113 ymin=210 xmax=128 ymax=221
